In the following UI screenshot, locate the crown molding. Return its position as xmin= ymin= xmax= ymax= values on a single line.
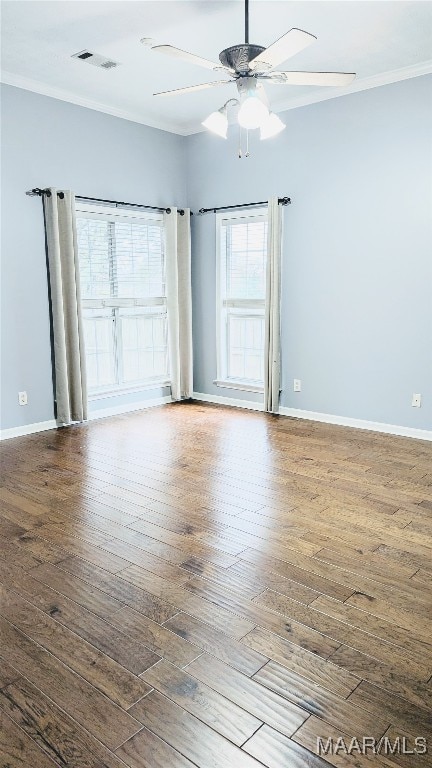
xmin=2 ymin=60 xmax=431 ymax=138
xmin=183 ymin=60 xmax=432 ymax=135
xmin=267 ymin=59 xmax=432 ymax=118
xmin=0 ymin=71 xmax=189 ymax=136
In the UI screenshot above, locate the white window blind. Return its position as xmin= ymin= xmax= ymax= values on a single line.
xmin=217 ymin=211 xmax=267 ymax=390
xmin=76 ymin=206 xmax=169 ymax=396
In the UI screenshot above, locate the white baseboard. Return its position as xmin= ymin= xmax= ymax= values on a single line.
xmin=0 ymin=419 xmax=57 ymax=441
xmin=87 ymin=395 xmax=173 ymax=421
xmin=192 ymin=392 xmax=432 ymax=441
xmin=192 ymin=391 xmax=264 ymax=412
xmin=2 ymin=396 xmax=429 ymax=443
xmin=0 ymin=397 xmax=173 ymax=441
xmin=279 ymin=407 xmax=432 ymax=441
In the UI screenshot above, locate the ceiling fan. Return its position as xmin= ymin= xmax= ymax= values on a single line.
xmin=147 ymin=0 xmax=356 ymax=140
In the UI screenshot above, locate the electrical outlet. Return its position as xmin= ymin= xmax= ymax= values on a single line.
xmin=293 ymin=379 xmax=302 ymax=392
xmin=412 ymin=393 xmax=421 ymax=408
xmin=18 ymin=391 xmax=28 ymax=406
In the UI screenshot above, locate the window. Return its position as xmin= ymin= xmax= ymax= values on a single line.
xmin=216 ymin=210 xmax=268 ymax=392
xmin=76 ymin=204 xmax=169 ymax=397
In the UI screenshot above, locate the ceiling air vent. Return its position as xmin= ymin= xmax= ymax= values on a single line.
xmin=71 ymin=50 xmax=120 ymax=70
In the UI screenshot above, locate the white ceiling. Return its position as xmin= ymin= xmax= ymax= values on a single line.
xmin=2 ymin=1 xmax=432 ymax=135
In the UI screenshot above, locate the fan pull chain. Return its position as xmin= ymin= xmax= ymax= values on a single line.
xmin=238 ymin=127 xmax=252 ymax=159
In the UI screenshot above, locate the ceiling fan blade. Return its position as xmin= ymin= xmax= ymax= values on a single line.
xmin=152 ymin=45 xmax=230 ymax=72
xmin=154 ymin=81 xmax=232 ymax=97
xmin=249 ymin=28 xmax=316 ymax=72
xmin=266 ymin=71 xmax=356 ymax=86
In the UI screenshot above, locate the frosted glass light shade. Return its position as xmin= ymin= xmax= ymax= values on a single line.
xmin=260 ymin=112 xmax=286 ymax=139
xmin=238 ymin=96 xmax=269 ymax=130
xmin=202 ymin=109 xmax=228 ymax=138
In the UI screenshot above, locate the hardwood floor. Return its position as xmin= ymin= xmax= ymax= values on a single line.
xmin=1 ymin=401 xmax=431 ymax=767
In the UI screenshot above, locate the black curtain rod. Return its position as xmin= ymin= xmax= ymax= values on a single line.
xmin=25 ymin=188 xmax=189 ymax=216
xmin=198 ymin=197 xmax=291 ymax=214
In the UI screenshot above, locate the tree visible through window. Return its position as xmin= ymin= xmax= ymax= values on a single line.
xmin=76 ymin=206 xmax=169 ymax=396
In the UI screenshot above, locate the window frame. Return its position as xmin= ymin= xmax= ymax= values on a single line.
xmin=75 ymin=202 xmax=170 ymax=399
xmin=215 ymin=208 xmax=267 ymax=394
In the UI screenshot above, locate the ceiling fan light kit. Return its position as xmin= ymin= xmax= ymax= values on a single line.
xmin=202 ymin=107 xmax=229 ymax=138
xmin=149 ymin=0 xmax=356 ymax=155
xmin=238 ymin=98 xmax=269 ymax=130
xmin=260 ymin=112 xmax=286 ymax=140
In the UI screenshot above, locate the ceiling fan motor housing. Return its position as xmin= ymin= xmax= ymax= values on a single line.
xmin=219 ymin=44 xmax=265 ymax=74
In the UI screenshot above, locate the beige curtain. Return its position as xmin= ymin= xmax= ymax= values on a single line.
xmin=264 ymin=196 xmax=283 ymax=414
xmin=44 ymin=189 xmax=87 ymax=425
xmin=164 ymin=208 xmax=193 ymax=401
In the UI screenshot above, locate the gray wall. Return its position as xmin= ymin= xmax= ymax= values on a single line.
xmin=2 ymin=77 xmax=431 ymax=432
xmin=186 ymin=75 xmax=432 ymax=430
xmin=1 ymin=84 xmax=186 ymax=429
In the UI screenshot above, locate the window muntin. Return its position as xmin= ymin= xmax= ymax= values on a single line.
xmin=217 ymin=211 xmax=267 ymax=391
xmin=76 ymin=206 xmax=169 ymax=396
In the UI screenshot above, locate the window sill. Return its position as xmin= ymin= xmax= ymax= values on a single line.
xmin=89 ymin=380 xmax=171 ymax=401
xmin=214 ymin=379 xmax=264 ymax=394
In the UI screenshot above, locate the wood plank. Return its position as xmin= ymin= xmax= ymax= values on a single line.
xmin=253 ymin=660 xmax=389 ymax=738
xmin=173 ymin=592 xmax=256 ymax=640
xmin=29 ymin=561 xmax=126 ymax=619
xmin=138 ymin=659 xmax=262 ymax=745
xmin=13 ymin=530 xmax=69 ymax=564
xmin=29 ymin=525 xmax=131 ymax=573
xmin=328 ymin=644 xmax=432 ymax=706
xmin=109 ymin=607 xmax=202 ymax=668
xmin=252 ymin=588 xmax=429 ymax=674
xmin=293 ymin=716 xmax=398 ymax=768
xmin=345 ymin=591 xmax=432 ymax=639
xmin=229 ymin=557 xmax=355 ymax=602
xmin=0 ymin=617 xmax=141 ymax=750
xmin=240 ymin=544 xmax=430 ymax=605
xmin=177 ymin=555 xmax=267 ymax=599
xmin=52 ymin=556 xmax=180 ymax=623
xmin=100 ymin=537 xmax=189 ymax=581
xmin=116 ymin=725 xmax=197 ymax=768
xmin=114 ymin=563 xmax=190 ymax=604
xmin=0 ymin=500 xmax=45 ymax=531
xmin=164 ymin=611 xmax=268 ymax=676
xmin=313 ymin=546 xmax=418 ymax=583
xmin=0 ymin=708 xmax=58 ymax=768
xmin=310 ymin=594 xmax=432 ymax=660
xmin=0 ymin=584 xmax=153 ymax=708
xmin=127 ymin=690 xmax=263 ymax=768
xmin=375 ymin=726 xmax=432 ymax=768
xmin=0 ymin=556 xmax=163 ymax=677
xmin=241 ymin=626 xmax=359 ymax=697
xmin=0 ymin=676 xmax=125 ymax=768
xmin=0 ymin=538 xmax=43 ymax=570
xmin=184 ymin=653 xmax=309 ymax=737
xmin=243 ymin=724 xmax=330 ymax=768
xmin=0 ymin=659 xmax=21 ymax=691
xmin=2 ymin=402 xmax=432 ymax=768
xmin=180 ymin=579 xmax=340 ymax=658
xmin=347 ymin=681 xmax=432 ymax=739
